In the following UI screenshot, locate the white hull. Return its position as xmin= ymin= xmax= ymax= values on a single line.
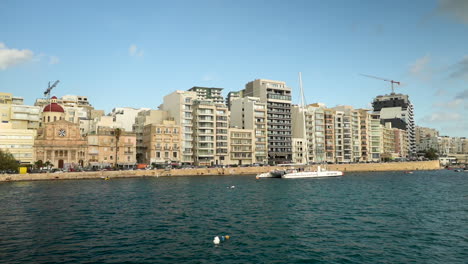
xmin=282 ymin=166 xmax=343 ymax=179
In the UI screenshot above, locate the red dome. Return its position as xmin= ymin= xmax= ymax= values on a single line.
xmin=43 ymin=103 xmax=64 ymax=113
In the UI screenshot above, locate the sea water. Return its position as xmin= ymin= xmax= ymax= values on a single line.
xmin=0 ymin=170 xmax=467 ymax=263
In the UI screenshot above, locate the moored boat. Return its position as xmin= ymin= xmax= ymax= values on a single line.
xmin=281 ymin=166 xmax=343 ymax=179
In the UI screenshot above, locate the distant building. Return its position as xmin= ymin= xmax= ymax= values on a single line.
xmin=188 ymin=86 xmax=225 ymax=104
xmin=372 ymin=93 xmax=415 ymax=156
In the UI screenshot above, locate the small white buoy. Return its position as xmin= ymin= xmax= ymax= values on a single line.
xmin=213 ymin=236 xmax=220 ymax=245
xmin=230 ymin=185 xmax=235 ymax=189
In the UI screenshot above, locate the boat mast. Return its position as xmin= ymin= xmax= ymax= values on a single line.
xmin=299 ymin=72 xmax=309 ymax=165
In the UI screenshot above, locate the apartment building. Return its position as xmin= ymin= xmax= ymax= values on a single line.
xmin=382 ymin=123 xmax=397 ymax=159
xmin=87 ymin=127 xmax=137 ymax=168
xmin=242 ymin=79 xmax=292 ymax=164
xmin=226 ymin=91 xmax=241 ymax=110
xmin=394 ymin=128 xmax=408 ymax=158
xmin=358 ymin=109 xmax=371 ymax=161
xmin=142 ymin=120 xmax=181 ymax=165
xmin=188 ymin=87 xmax=225 ymax=104
xmin=332 ymin=106 xmax=362 ymax=163
xmin=0 ymin=92 xmax=41 ymax=130
xmin=228 ymin=128 xmax=254 ymax=165
xmin=369 ymin=113 xmax=383 ymax=161
xmin=109 ymin=107 xmax=151 ymax=132
xmin=162 ymin=90 xmax=197 ymax=165
xmin=214 ymin=103 xmax=229 ymax=165
xmin=0 ymin=123 xmax=36 ymax=164
xmin=230 ymin=97 xmax=268 ymax=164
xmin=372 ymin=93 xmax=415 ymax=155
xmin=192 ymin=100 xmax=218 ymax=166
xmin=324 ymin=108 xmax=335 ymax=162
xmin=133 ymin=110 xmax=170 ymax=163
xmin=291 ymin=138 xmax=307 ymax=164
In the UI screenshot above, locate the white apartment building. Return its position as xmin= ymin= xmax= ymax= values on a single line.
xmin=162 ymin=90 xmax=197 ymax=165
xmin=230 ymin=97 xmax=268 ymax=164
xmin=332 ymin=106 xmax=362 ymax=163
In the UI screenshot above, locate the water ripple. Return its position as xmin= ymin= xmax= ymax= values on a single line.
xmin=0 ymin=171 xmax=467 ymax=263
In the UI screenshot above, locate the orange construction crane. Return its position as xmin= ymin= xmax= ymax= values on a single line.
xmin=360 ymin=74 xmax=400 ymax=94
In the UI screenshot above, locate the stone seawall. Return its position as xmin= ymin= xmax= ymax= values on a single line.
xmin=0 ymin=160 xmax=440 ymax=183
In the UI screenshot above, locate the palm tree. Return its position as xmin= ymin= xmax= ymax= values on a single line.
xmin=114 ymin=128 xmax=122 ymax=169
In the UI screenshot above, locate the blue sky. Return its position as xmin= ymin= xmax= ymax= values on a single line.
xmin=1 ymin=0 xmax=467 ymax=136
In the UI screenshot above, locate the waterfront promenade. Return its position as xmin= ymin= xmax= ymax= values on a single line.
xmin=0 ymin=161 xmax=440 ymax=182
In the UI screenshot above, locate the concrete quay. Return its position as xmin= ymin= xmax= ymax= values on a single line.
xmin=0 ymin=161 xmax=441 ymax=183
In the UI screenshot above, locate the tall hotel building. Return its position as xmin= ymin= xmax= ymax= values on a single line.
xmin=242 ymin=79 xmax=292 ymax=164
xmin=372 ymin=93 xmax=415 ymax=156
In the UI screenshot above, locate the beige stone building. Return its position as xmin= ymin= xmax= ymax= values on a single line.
xmin=34 ymin=120 xmax=88 ymax=168
xmin=87 ymin=127 xmax=137 ymax=168
xmin=0 ymin=123 xmax=36 ymax=164
xmin=142 ymin=120 xmax=181 ymax=165
xmin=228 ymin=128 xmax=254 ymax=165
xmin=133 ymin=110 xmax=171 ymax=163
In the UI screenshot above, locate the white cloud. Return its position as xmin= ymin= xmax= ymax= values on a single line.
xmin=49 ymin=56 xmax=60 ymax=65
xmin=0 ymin=42 xmax=34 ymax=70
xmin=420 ymin=112 xmax=462 ymax=123
xmin=433 ymin=98 xmax=466 ymax=109
xmin=437 ymin=0 xmax=468 ymax=24
xmin=129 ymin=44 xmax=144 ymax=57
xmin=409 ymin=55 xmax=432 ymax=81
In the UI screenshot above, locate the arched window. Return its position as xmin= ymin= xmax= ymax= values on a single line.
xmin=54 ymin=116 xmax=57 ymax=121
xmin=48 ymin=116 xmax=50 ymax=122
